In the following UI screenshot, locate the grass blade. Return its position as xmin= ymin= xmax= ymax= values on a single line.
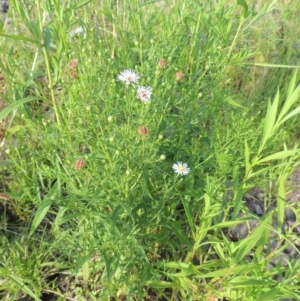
xmin=8 ymin=275 xmax=41 ymax=301
xmin=29 ymin=200 xmax=52 ymax=236
xmin=0 ymin=96 xmax=45 ymax=121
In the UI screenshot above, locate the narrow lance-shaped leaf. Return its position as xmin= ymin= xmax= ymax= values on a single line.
xmin=278 ymin=105 xmax=300 ymax=126
xmin=277 ymin=173 xmax=287 ymax=230
xmin=255 ymin=149 xmax=300 ymax=165
xmin=225 ymin=96 xmax=245 ymax=108
xmin=44 ymin=27 xmax=51 ymax=54
xmin=244 ymin=139 xmax=251 ymax=176
xmin=0 ymin=96 xmax=45 ymax=121
xmin=235 ymin=217 xmax=270 ymax=262
xmin=0 ymin=33 xmax=38 ymax=43
xmin=29 ymin=200 xmax=52 ymax=236
xmin=8 ymin=275 xmax=41 ymax=300
xmin=260 ymin=91 xmax=279 ymax=150
xmin=276 ymin=71 xmax=299 ymax=123
xmin=252 ymin=62 xmax=299 ymax=68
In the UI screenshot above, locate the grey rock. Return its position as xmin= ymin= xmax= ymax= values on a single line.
xmin=270 ymin=253 xmax=290 ymax=267
xmin=228 ymin=214 xmax=260 ymax=240
xmin=0 ymin=0 xmax=8 ymax=13
xmin=285 ymin=207 xmax=296 ymax=222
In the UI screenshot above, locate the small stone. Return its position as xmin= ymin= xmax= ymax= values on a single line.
xmin=270 ymin=253 xmax=290 ymax=267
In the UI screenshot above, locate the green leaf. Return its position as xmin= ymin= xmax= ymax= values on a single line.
xmin=0 ymin=160 xmax=12 ymax=168
xmin=255 ymin=149 xmax=300 ymax=164
xmin=232 ymin=188 xmax=243 ymax=219
xmin=165 ymin=222 xmax=192 ymax=248
xmin=285 ymin=70 xmax=297 ymax=104
xmin=144 ymin=280 xmax=179 ymax=289
xmin=278 ymin=105 xmax=300 ymax=126
xmin=229 ymin=277 xmax=271 ymax=286
xmin=29 ymin=200 xmax=52 ymax=236
xmin=8 ymin=275 xmax=41 ymax=301
xmin=44 ymin=27 xmax=51 ymax=54
xmin=200 ymin=264 xmax=257 ymax=278
xmin=65 ymin=0 xmax=92 ymax=14
xmin=261 ymin=90 xmax=279 ymax=148
xmin=182 ymin=195 xmax=195 ymax=239
xmin=277 ymin=83 xmax=300 ymax=126
xmin=235 ymin=217 xmax=269 ymax=262
xmin=252 ymin=62 xmax=300 ymax=68
xmin=225 ymin=96 xmax=245 ymax=108
xmin=277 ymin=173 xmax=288 ymax=230
xmin=0 ymin=96 xmax=44 ymax=121
xmin=0 ymin=33 xmax=38 ymax=44
xmin=237 ymin=0 xmax=248 ymax=16
xmin=244 ymin=139 xmax=250 ymax=175
xmin=259 ymin=289 xmax=284 ymax=301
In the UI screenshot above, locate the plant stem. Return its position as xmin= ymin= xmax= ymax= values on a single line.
xmin=36 ymin=0 xmax=61 ymax=126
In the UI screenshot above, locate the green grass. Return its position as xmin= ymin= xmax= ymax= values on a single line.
xmin=0 ymin=0 xmax=300 ymax=300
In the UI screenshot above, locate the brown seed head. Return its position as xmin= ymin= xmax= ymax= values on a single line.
xmin=74 ymin=158 xmax=85 ymax=170
xmin=68 ymin=59 xmax=78 ymax=69
xmin=69 ymin=70 xmax=78 ymax=79
xmin=175 ymin=71 xmax=184 ymax=81
xmin=158 ymin=59 xmax=168 ymax=69
xmin=138 ymin=126 xmax=149 ymax=137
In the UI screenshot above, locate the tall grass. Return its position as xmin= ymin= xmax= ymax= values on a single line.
xmin=0 ymin=0 xmax=300 ymax=300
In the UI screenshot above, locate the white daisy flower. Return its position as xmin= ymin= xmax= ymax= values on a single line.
xmin=117 ymin=69 xmax=140 ymax=86
xmin=172 ymin=161 xmax=191 ymax=176
xmin=137 ymin=86 xmax=152 ymax=104
xmin=69 ymin=26 xmax=85 ymax=37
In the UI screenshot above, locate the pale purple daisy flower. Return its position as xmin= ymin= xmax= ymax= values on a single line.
xmin=117 ymin=69 xmax=140 ymax=86
xmin=137 ymin=86 xmax=152 ymax=104
xmin=172 ymin=162 xmax=191 ymax=175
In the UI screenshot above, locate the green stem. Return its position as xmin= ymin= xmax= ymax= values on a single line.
xmin=36 ymin=0 xmax=61 ymax=126
xmin=226 ymin=15 xmax=244 ymax=62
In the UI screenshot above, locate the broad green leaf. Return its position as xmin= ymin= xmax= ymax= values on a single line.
xmin=29 ymin=200 xmax=52 ymax=236
xmin=0 ymin=96 xmax=44 ymax=121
